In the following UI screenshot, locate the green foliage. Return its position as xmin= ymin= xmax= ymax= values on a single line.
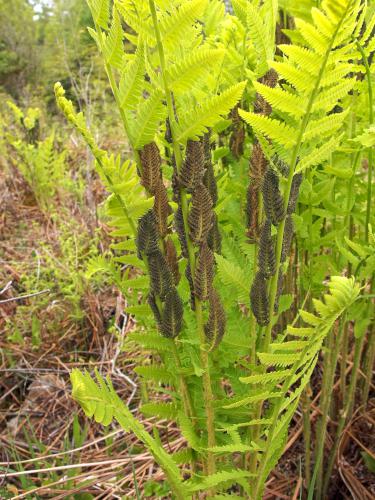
xmin=53 ymin=0 xmax=373 ymax=498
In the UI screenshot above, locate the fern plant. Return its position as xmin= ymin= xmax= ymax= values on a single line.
xmin=6 ymin=101 xmax=75 ymax=213
xmin=54 ymin=0 xmax=368 ymax=497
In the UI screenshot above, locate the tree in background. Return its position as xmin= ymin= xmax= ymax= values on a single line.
xmin=0 ymin=0 xmax=40 ymax=99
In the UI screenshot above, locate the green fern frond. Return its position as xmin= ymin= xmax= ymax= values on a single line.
xmin=176 ymin=81 xmax=246 ymax=142
xmin=87 ymin=0 xmax=110 ymax=29
xmin=239 ymin=369 xmax=291 ymax=385
xmin=215 ymin=253 xmax=250 ymax=303
xmin=166 ymin=48 xmax=225 ymax=95
xmin=134 ymin=365 xmax=174 ymax=384
xmin=70 ymin=369 xmax=187 ymax=498
xmin=303 ymin=110 xmax=349 ymax=141
xmin=187 ymin=469 xmax=254 ymax=493
xmin=297 ymin=134 xmax=343 ymax=172
xmin=119 ymin=44 xmax=145 ymax=110
xmin=239 ymin=111 xmax=297 ymax=149
xmin=141 ymin=402 xmax=178 ymax=420
xmin=247 ymin=4 xmax=273 ymax=76
xmin=253 ymin=81 xmax=306 ymax=119
xmin=178 ymin=411 xmax=201 ymax=450
xmin=132 ymin=90 xmax=165 ymax=148
xmin=126 ymin=332 xmax=174 ymax=352
xmin=223 ymin=391 xmax=282 ymax=409
xmin=102 ymin=7 xmax=124 ymax=69
xmin=159 ymin=0 xmax=207 ymax=49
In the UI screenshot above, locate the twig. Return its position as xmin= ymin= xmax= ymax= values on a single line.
xmin=0 ymin=289 xmax=50 ymax=304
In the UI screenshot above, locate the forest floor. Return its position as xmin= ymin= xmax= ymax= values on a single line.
xmin=0 ymin=146 xmax=374 ymax=499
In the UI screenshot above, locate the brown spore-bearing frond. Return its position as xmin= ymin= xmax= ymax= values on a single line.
xmin=261 ymin=68 xmax=279 ymax=88
xmin=207 ymin=213 xmax=222 ymax=254
xmin=262 ymin=168 xmax=285 ymax=226
xmin=164 ymin=238 xmax=180 ymax=285
xmin=136 ymin=210 xmax=159 ymax=259
xmin=160 ymin=288 xmax=184 ymax=339
xmin=246 ymin=183 xmax=260 ymax=242
xmin=153 ymin=181 xmax=172 ymax=238
xmin=258 ymin=219 xmax=276 ymax=278
xmin=229 ymin=105 xmax=245 ymax=159
xmin=230 ymin=104 xmax=241 ymax=125
xmin=203 ymin=132 xmax=212 ymax=163
xmin=281 ymin=215 xmax=294 ymax=263
xmin=287 ymin=173 xmax=303 ymax=214
xmin=254 ymin=93 xmax=272 ymax=115
xmin=230 ymin=125 xmax=245 ymax=159
xmin=250 ymin=142 xmax=268 ymax=183
xmin=139 ymin=142 xmax=162 ymax=194
xmin=148 ymin=292 xmax=162 ymax=328
xmin=165 ymin=118 xmax=173 ymax=145
xmin=204 ymin=289 xmax=226 ymax=351
xmin=250 ymin=271 xmax=270 ymax=326
xmin=148 ymin=250 xmax=173 ymax=299
xmin=185 ymin=263 xmax=196 ymax=311
xmin=272 ymin=154 xmax=289 ymax=178
xmin=179 ymin=139 xmax=205 ymax=192
xmin=194 ymin=242 xmax=215 ymax=301
xmin=174 ymin=206 xmax=188 ymax=257
xmin=188 ymin=184 xmax=214 ymax=244
xmin=203 ymin=158 xmax=218 ymax=207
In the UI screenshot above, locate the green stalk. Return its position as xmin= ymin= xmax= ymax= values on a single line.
xmin=311 ymin=320 xmax=344 ymax=500
xmin=340 ymin=100 xmax=360 ymax=400
xmin=301 ymin=387 xmax=311 ymax=488
xmin=148 ymin=0 xmax=216 ymax=476
xmin=322 ymin=331 xmax=366 ymax=498
xmin=362 ymin=323 xmax=375 ymax=405
xmin=355 ymin=40 xmax=375 ymax=407
xmin=301 ymin=166 xmax=314 ymax=488
xmin=355 ymin=41 xmax=374 ymax=244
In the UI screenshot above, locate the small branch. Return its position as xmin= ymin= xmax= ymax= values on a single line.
xmin=0 ymin=289 xmax=50 ymax=304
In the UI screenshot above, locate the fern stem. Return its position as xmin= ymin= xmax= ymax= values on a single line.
xmin=362 ymin=323 xmax=375 ymax=405
xmin=355 ymin=40 xmax=374 ymax=244
xmin=321 ymin=331 xmax=366 ymax=498
xmin=148 ymin=0 xmax=216 ymax=477
xmin=355 ymin=40 xmax=375 ymax=408
xmin=311 ymin=320 xmax=343 ymax=500
xmin=301 ymin=386 xmax=312 ymax=488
